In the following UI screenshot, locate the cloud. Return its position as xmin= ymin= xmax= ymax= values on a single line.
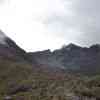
xmin=0 ymin=0 xmax=8 ymax=4
xmin=0 ymin=0 xmax=65 ymax=51
xmin=46 ymin=0 xmax=100 ymax=46
xmin=0 ymin=0 xmax=100 ymax=51
xmin=0 ymin=0 xmax=4 ymax=3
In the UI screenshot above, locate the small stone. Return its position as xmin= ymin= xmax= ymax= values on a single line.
xmin=4 ymin=96 xmax=12 ymax=100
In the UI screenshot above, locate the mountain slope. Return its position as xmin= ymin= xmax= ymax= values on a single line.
xmin=29 ymin=43 xmax=100 ymax=74
xmin=0 ymin=30 xmax=32 ymax=62
xmin=0 ymin=31 xmax=100 ymax=99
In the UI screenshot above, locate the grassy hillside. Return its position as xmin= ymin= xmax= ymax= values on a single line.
xmin=0 ymin=59 xmax=100 ymax=100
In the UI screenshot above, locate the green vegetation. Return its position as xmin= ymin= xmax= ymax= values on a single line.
xmin=0 ymin=59 xmax=100 ymax=100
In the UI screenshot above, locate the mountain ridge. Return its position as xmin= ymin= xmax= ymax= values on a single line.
xmin=0 ymin=30 xmax=100 ymax=74
xmin=29 ymin=43 xmax=100 ymax=74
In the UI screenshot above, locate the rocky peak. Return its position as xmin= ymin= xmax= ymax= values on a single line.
xmin=61 ymin=43 xmax=81 ymax=51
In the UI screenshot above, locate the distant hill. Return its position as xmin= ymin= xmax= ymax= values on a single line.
xmin=29 ymin=43 xmax=100 ymax=74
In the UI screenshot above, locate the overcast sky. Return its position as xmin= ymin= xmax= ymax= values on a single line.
xmin=0 ymin=0 xmax=100 ymax=51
